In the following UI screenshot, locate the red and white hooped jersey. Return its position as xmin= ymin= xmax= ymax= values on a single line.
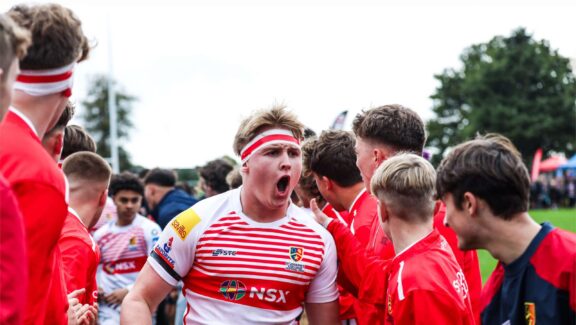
xmin=149 ymin=187 xmax=338 ymax=324
xmin=94 ymin=215 xmax=161 ymax=323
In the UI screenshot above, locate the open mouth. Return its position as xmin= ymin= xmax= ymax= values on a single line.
xmin=277 ymin=176 xmax=290 ymax=193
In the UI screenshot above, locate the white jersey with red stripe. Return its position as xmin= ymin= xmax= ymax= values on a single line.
xmin=149 ymin=187 xmax=338 ymax=324
xmin=94 ymin=215 xmax=161 ymax=324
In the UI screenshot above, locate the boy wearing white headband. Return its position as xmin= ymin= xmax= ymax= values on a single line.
xmin=0 ymin=4 xmax=90 ymax=325
xmin=122 ymin=106 xmax=340 ymax=324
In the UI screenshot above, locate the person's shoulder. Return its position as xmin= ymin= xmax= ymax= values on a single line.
xmin=93 ymin=220 xmax=112 ymax=240
xmin=289 ymin=204 xmax=335 ymax=241
xmin=188 ymin=189 xmax=237 ymax=218
xmin=166 ymin=189 xmax=238 ymax=238
xmin=534 ymin=223 xmax=576 ymax=261
xmin=136 ymin=214 xmax=161 ymax=230
xmin=530 ymin=223 xmax=576 ymax=288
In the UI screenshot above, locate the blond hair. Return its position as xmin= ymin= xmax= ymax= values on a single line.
xmin=233 ymin=105 xmax=304 ymax=156
xmin=370 ymin=153 xmax=436 ymax=222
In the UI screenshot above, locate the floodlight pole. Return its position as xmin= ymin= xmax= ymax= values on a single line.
xmin=107 ymin=14 xmax=119 ymax=173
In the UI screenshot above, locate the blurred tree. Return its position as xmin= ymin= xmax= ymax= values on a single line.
xmin=427 ymin=28 xmax=576 ymax=166
xmin=81 ymin=74 xmax=137 ymax=171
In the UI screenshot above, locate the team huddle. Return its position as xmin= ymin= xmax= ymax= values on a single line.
xmin=0 ymin=3 xmax=575 ymax=325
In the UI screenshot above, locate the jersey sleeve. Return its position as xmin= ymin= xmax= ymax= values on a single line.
xmin=11 ymin=181 xmax=68 ymax=324
xmin=305 ymin=230 xmax=339 ymax=303
xmin=327 ymin=220 xmax=388 ymax=292
xmin=148 ymin=207 xmax=203 ymax=286
xmin=59 ymin=237 xmax=92 ymax=302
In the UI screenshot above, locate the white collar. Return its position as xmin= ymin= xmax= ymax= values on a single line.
xmin=68 ymin=207 xmax=86 ymax=227
xmin=9 ymin=107 xmax=39 ymax=138
xmin=348 ymin=188 xmax=366 ymax=213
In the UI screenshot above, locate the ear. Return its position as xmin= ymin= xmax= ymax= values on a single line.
xmin=54 ymin=132 xmax=64 ymax=156
xmin=373 ymin=148 xmax=387 ymax=166
xmin=321 ymin=176 xmax=334 ymax=191
xmin=241 ymin=162 xmax=249 ymax=175
xmin=462 ymin=192 xmax=478 ymax=217
xmin=377 ymin=199 xmax=389 ymax=223
xmin=98 ymin=189 xmax=108 ymax=207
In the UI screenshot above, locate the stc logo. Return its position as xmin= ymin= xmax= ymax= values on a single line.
xmin=219 ymin=280 xmax=290 ymax=303
xmin=452 ymin=271 xmax=469 ymax=299
xmin=212 ymin=249 xmax=237 ymax=257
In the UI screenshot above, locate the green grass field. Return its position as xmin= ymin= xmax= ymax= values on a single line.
xmin=478 ymin=208 xmax=576 ymax=283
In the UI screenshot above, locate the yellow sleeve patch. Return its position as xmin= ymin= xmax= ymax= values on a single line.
xmin=171 ymin=208 xmax=201 ymax=240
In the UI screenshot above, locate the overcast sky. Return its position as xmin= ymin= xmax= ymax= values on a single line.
xmin=3 ymin=0 xmax=575 ymax=169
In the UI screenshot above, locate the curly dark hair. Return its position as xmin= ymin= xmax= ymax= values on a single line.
xmin=109 ymin=172 xmax=144 ymax=197
xmin=8 ymin=3 xmax=90 ymax=69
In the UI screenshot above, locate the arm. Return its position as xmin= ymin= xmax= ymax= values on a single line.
xmin=60 ymin=238 xmax=92 ymax=303
xmin=305 ymin=300 xmax=339 ymax=325
xmin=120 ymin=263 xmax=174 ymax=325
xmin=311 ymin=199 xmax=386 ymax=292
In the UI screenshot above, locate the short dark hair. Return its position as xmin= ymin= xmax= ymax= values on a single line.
xmin=109 ymin=172 xmax=144 ymax=197
xmin=144 ymin=168 xmax=177 ymax=187
xmin=61 ymin=125 xmax=96 ymax=159
xmin=45 ymin=101 xmax=75 ymax=137
xmin=299 ymin=138 xmax=324 ymax=203
xmin=436 ymin=133 xmax=530 ymax=220
xmin=310 ymin=130 xmax=362 ymax=187
xmin=352 ymin=104 xmax=426 ymax=154
xmin=8 ymin=3 xmax=89 ymax=69
xmin=200 ymin=159 xmax=234 ymax=194
xmin=62 ymin=151 xmax=111 ymax=183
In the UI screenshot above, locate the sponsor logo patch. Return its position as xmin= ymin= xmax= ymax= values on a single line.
xmin=171 ymin=208 xmax=201 ymax=240
xmin=285 ymin=261 xmax=305 ymax=272
xmin=212 ymin=249 xmax=237 ymax=257
xmin=154 ymin=236 xmax=176 ymax=268
xmin=289 ymin=246 xmax=304 ymax=262
xmin=249 ymin=287 xmax=290 ymax=303
xmin=525 ymin=302 xmax=535 ymax=325
xmin=452 ymin=271 xmax=469 ymax=299
xmin=219 ymin=280 xmax=247 ymax=301
xmin=128 ymin=236 xmax=138 ymax=251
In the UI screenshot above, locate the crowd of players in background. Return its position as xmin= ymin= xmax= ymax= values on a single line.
xmin=0 ymin=3 xmax=575 ymax=325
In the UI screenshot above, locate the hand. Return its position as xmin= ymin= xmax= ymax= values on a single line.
xmin=67 ymin=289 xmax=97 ymax=325
xmin=104 ymin=288 xmax=129 ymax=305
xmin=310 ymin=199 xmax=331 ymax=228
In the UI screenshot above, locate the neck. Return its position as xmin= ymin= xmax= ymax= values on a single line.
xmin=240 ymin=188 xmax=288 ymax=222
xmin=482 ymin=212 xmax=541 ymax=265
xmin=388 ymin=216 xmax=433 ymax=255
xmin=154 ymin=186 xmax=173 ymax=206
xmin=336 ymin=182 xmax=365 ymax=211
xmin=117 ymin=214 xmax=137 ymax=227
xmin=69 ymin=202 xmax=97 ymax=229
xmin=11 ymin=92 xmax=64 ymax=139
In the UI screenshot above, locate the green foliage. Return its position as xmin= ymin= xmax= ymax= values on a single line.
xmin=81 ymin=74 xmax=137 ymax=171
xmin=478 ymin=208 xmax=576 ymax=283
xmin=428 ymin=28 xmax=576 ymax=166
